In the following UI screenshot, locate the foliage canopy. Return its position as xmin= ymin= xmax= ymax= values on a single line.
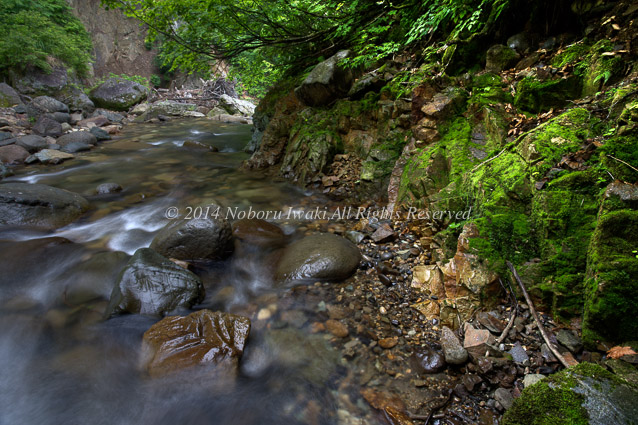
xmin=0 ymin=0 xmax=93 ymax=77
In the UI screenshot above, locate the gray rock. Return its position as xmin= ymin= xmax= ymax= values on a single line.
xmin=486 ymin=45 xmax=519 ymax=73
xmin=441 ymin=326 xmax=469 ymax=365
xmin=26 ymin=96 xmax=69 ymax=117
xmin=89 ymin=126 xmax=111 ymax=141
xmin=345 ymin=230 xmax=365 ymax=244
xmin=92 ymin=109 xmax=125 ymax=123
xmin=56 ymin=131 xmax=97 ymax=147
xmin=32 ymin=149 xmax=74 ymax=165
xmin=16 ymin=135 xmax=47 ymax=153
xmin=541 ymin=343 xmax=558 ymax=363
xmin=556 ymin=329 xmax=583 ymax=354
xmin=58 ymin=87 xmax=95 ymax=115
xmin=0 ymin=83 xmax=22 ymax=107
xmin=151 ymin=216 xmax=234 ymax=261
xmin=0 ymin=133 xmax=13 ymax=142
xmin=219 ymin=94 xmax=255 ymax=116
xmin=0 ymin=183 xmax=89 ymax=228
xmin=61 ymin=123 xmax=72 ymax=133
xmin=96 ymin=182 xmax=122 ymax=194
xmin=89 ymin=77 xmax=147 ymax=111
xmin=105 ymin=248 xmax=205 ymax=317
xmin=49 ymin=112 xmax=71 ymax=123
xmin=61 ymin=142 xmax=92 ymax=153
xmin=13 ymin=104 xmax=27 ymax=114
xmin=507 ymin=33 xmax=531 ymax=53
xmin=32 ymin=117 xmax=63 ymax=138
xmin=494 ymin=388 xmax=514 ymax=410
xmin=144 ymin=100 xmax=197 ymax=117
xmin=295 ymin=50 xmax=354 ymax=107
xmin=12 ymin=66 xmax=68 ymax=95
xmin=523 ymin=373 xmax=545 ymax=388
xmin=0 ymin=145 xmax=29 ymax=164
xmin=275 ymin=233 xmax=361 ymax=284
xmin=509 ymin=341 xmax=530 ymax=365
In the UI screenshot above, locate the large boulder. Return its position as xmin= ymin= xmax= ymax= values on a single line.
xmin=141 ymin=309 xmax=250 ymax=377
xmin=150 ymin=217 xmax=234 ymax=261
xmin=0 ymin=145 xmax=30 ymax=164
xmin=275 ymin=233 xmax=361 ymax=284
xmin=0 ymin=83 xmax=22 ymax=107
xmin=105 ymin=248 xmax=205 ymax=317
xmin=16 ymin=135 xmax=47 ymax=153
xmin=219 ymin=94 xmax=255 ymax=117
xmin=89 ymin=77 xmax=147 ymax=111
xmin=12 ymin=66 xmax=69 ymax=95
xmin=57 ymin=86 xmax=95 ymax=115
xmin=503 ymin=363 xmax=638 ymax=424
xmin=56 ymin=131 xmax=97 ymax=147
xmin=137 ymin=100 xmax=197 ymax=120
xmin=485 ymin=45 xmax=519 ymax=73
xmin=294 ymin=50 xmax=354 ymax=107
xmin=0 ymin=183 xmax=89 ymax=228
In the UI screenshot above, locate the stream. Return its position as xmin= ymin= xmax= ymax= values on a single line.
xmin=0 ymin=119 xmax=376 ymax=425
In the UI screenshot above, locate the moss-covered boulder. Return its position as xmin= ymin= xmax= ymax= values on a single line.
xmin=89 ymin=77 xmax=147 ymax=111
xmin=514 ymin=75 xmax=582 ymax=113
xmin=583 ymin=210 xmax=638 ymax=347
xmin=485 ymin=45 xmax=519 ymax=73
xmin=503 ymin=363 xmax=638 ymax=425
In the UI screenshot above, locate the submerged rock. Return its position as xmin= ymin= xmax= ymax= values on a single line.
xmin=150 ymin=216 xmax=234 ymax=261
xmin=412 ymin=346 xmax=446 ymax=374
xmin=275 ymin=233 xmax=361 ymax=284
xmin=141 ymin=309 xmax=250 ymax=377
xmin=232 ymin=218 xmax=288 ymax=248
xmin=503 ymin=363 xmax=638 ymax=425
xmin=105 ymin=248 xmax=205 ymax=317
xmin=0 ymin=183 xmax=89 ymax=228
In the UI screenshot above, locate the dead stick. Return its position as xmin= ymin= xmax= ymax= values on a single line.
xmin=496 ymin=308 xmax=517 ymax=344
xmin=607 ymin=154 xmax=638 ymax=173
xmin=506 ymin=261 xmax=575 ymax=369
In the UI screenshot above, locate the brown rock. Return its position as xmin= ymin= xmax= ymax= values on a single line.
xmin=411 ymin=299 xmax=440 ymax=320
xmin=325 ymin=319 xmax=349 ymax=338
xmin=379 ymin=337 xmax=399 ymax=349
xmin=0 ymin=145 xmax=29 ymax=164
xmin=232 ymin=218 xmax=287 ymax=248
xmin=371 ymin=223 xmax=395 ymax=243
xmin=78 ymin=115 xmax=109 ymax=128
xmin=463 ymin=323 xmax=496 ymax=358
xmin=141 ymin=309 xmax=250 ymax=377
xmin=411 ymin=265 xmax=446 ymax=298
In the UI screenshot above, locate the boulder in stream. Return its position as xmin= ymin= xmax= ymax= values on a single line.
xmin=275 ymin=233 xmax=361 ymax=284
xmin=141 ymin=309 xmax=250 ymax=377
xmin=105 ymin=248 xmax=205 ymax=317
xmin=0 ymin=183 xmax=89 ymax=229
xmin=89 ymin=77 xmax=147 ymax=111
xmin=151 ymin=216 xmax=234 ymax=261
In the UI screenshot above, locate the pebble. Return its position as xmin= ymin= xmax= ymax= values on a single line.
xmin=379 ymin=337 xmax=399 ymax=349
xmin=325 ymin=319 xmax=349 ymax=338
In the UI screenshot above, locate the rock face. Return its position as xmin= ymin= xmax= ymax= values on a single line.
xmin=0 ymin=183 xmax=89 ymax=228
xmin=106 ymin=248 xmax=205 ymax=317
xmin=219 ymin=94 xmax=255 ymax=116
xmin=503 ymin=363 xmax=638 ymax=425
xmin=275 ymin=233 xmax=361 ymax=284
xmin=294 ymin=50 xmax=354 ymax=107
xmin=141 ymin=309 xmax=251 ymax=377
xmin=89 ymin=77 xmax=147 ymax=111
xmin=150 ymin=217 xmax=234 ymax=261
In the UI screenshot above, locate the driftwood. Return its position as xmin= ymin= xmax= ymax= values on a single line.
xmin=506 ymin=261 xmax=575 ymax=369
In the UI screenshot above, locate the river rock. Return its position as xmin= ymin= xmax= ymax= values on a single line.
xmin=412 ymin=346 xmax=446 ymax=374
xmin=31 ymin=149 xmax=74 ymax=164
xmin=219 ymin=94 xmax=255 ymax=116
xmin=26 ymin=96 xmax=69 ymax=118
xmin=106 ymin=248 xmax=205 ymax=317
xmin=144 ymin=100 xmax=197 ymax=117
xmin=294 ymin=50 xmax=354 ymax=107
xmin=440 ymin=326 xmax=469 ymax=365
xmin=16 ymin=135 xmax=47 ymax=153
xmin=556 ymin=329 xmax=583 ymax=354
xmin=92 ymin=109 xmax=125 ymax=123
xmin=141 ymin=309 xmax=250 ymax=377
xmin=325 ymin=319 xmax=349 ymax=338
xmin=96 ymin=182 xmax=123 ymax=194
xmin=0 ymin=83 xmax=22 ymax=107
xmin=56 ymin=131 xmax=97 ymax=147
xmin=89 ymin=77 xmax=147 ymax=111
xmin=509 ymin=341 xmax=530 ymax=365
xmin=275 ymin=233 xmax=361 ymax=284
xmin=0 ymin=164 xmax=13 ymax=179
xmin=61 ymin=142 xmax=92 ymax=153
xmin=523 ymin=373 xmax=545 ymax=388
xmin=494 ymin=388 xmax=514 ymax=410
xmin=232 ymin=218 xmax=288 ymax=248
xmin=12 ymin=66 xmax=68 ymax=95
xmin=0 ymin=183 xmax=89 ymax=228
xmin=48 ymin=112 xmax=71 ymax=124
xmin=503 ymin=363 xmax=638 ymax=425
xmin=464 ymin=323 xmax=496 ymax=358
xmin=89 ymin=127 xmax=111 ymax=141
xmin=0 ymin=145 xmax=30 ymax=164
xmin=412 ymin=265 xmax=446 ymax=298
xmin=150 ymin=216 xmax=234 ymax=261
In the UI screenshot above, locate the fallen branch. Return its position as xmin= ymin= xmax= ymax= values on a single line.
xmin=469 ymin=148 xmax=506 ymax=173
xmin=607 ymin=154 xmax=638 ymax=174
xmin=496 ymin=308 xmax=517 ymax=344
xmin=506 ymin=261 xmax=576 ymax=369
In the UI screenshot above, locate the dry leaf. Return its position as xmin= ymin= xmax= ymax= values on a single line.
xmin=612 ymin=23 xmax=621 ymax=30
xmin=607 ymin=346 xmax=637 ymax=359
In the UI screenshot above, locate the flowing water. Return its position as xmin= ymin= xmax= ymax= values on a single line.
xmin=0 ymin=120 xmax=374 ymax=425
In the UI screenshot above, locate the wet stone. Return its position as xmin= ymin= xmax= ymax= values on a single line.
xmin=412 ymin=347 xmax=446 ymax=374
xmin=325 ymin=319 xmax=349 ymax=338
xmin=508 ymin=342 xmax=529 ymax=365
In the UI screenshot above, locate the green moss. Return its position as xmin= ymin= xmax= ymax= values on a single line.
xmin=583 ymin=210 xmax=638 ymax=346
xmin=552 ymin=41 xmax=591 ymax=69
xmin=514 ymin=76 xmax=583 ymax=113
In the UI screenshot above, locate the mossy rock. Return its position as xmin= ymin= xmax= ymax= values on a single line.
xmin=503 ymin=362 xmax=638 ymax=425
xmin=514 ymin=75 xmax=583 ymax=113
xmin=583 ymin=209 xmax=638 ymax=347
